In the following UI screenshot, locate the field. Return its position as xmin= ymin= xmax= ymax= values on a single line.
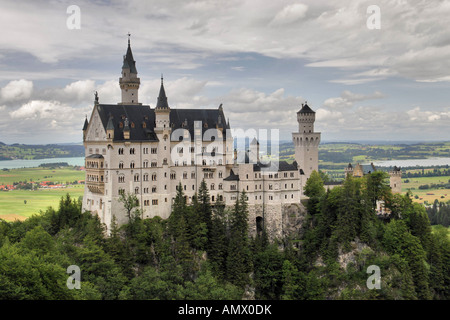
xmin=0 ymin=167 xmax=84 ymax=185
xmin=0 ymin=166 xmax=85 ymax=221
xmin=0 ymin=186 xmax=84 ymax=221
xmin=403 ymin=176 xmax=450 ymax=205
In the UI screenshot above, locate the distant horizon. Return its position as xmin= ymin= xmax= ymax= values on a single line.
xmin=1 ymin=139 xmax=450 ymax=146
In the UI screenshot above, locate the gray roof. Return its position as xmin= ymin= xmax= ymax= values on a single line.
xmin=82 ymin=118 xmax=89 ymax=130
xmin=252 ymin=161 xmax=297 ymax=172
xmin=106 ymin=116 xmax=114 ymax=130
xmin=94 ymin=103 xmax=229 ymax=142
xmin=297 ymin=103 xmax=315 ymax=114
xmin=86 ymin=154 xmax=104 ymax=159
xmin=156 ymin=81 xmax=169 ymax=110
xmin=122 ymin=42 xmax=137 ymax=74
xmin=224 ymin=169 xmax=240 ymax=181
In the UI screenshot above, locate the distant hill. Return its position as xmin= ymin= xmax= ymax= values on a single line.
xmin=0 ymin=142 xmax=84 ymax=160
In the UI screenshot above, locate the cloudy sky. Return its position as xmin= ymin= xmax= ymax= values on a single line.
xmin=0 ymin=0 xmax=449 ymax=144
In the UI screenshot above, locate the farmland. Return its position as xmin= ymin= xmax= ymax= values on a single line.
xmin=0 ymin=166 xmax=85 ymax=221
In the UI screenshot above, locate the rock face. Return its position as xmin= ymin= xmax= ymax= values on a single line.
xmin=337 ymin=239 xmax=372 ymax=270
xmin=243 ymin=202 xmax=308 ymax=239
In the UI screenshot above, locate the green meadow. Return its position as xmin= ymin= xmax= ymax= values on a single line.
xmin=0 ymin=166 xmax=85 ymax=221
xmin=0 ymin=185 xmax=85 ymax=221
xmin=0 ymin=166 xmax=84 ymax=185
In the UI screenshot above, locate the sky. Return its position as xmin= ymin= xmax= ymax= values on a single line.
xmin=0 ymin=0 xmax=449 ymax=144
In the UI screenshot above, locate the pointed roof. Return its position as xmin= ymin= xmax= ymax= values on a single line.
xmin=297 ymin=102 xmax=315 ymax=114
xmin=250 ymin=137 xmax=259 ymax=145
xmin=156 ymin=76 xmax=169 ymax=110
xmin=122 ymin=38 xmax=137 ymax=74
xmin=82 ymin=117 xmax=88 ymax=130
xmin=106 ymin=115 xmax=114 ymax=130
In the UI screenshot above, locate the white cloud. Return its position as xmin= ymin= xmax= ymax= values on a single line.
xmin=1 ymin=79 xmax=33 ymax=102
xmin=270 ymin=3 xmax=308 ymax=26
xmin=63 ymin=80 xmax=96 ymax=102
xmin=10 ymin=100 xmax=72 ymax=119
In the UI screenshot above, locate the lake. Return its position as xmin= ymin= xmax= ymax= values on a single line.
xmin=369 ymin=157 xmax=450 ymax=168
xmin=0 ymin=157 xmax=85 ymax=169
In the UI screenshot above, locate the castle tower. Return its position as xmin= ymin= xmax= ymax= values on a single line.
xmin=345 ymin=163 xmax=354 ymax=177
xmin=119 ymin=35 xmax=141 ymax=104
xmin=292 ymin=102 xmax=321 ymax=188
xmin=155 ymin=76 xmax=170 ymax=129
xmin=249 ymin=137 xmax=260 ymax=163
xmin=389 ymin=166 xmax=402 ymax=194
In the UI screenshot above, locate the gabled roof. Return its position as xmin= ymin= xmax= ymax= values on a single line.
xmin=95 ymin=104 xmax=158 ymax=142
xmin=94 ymin=103 xmax=229 ymax=142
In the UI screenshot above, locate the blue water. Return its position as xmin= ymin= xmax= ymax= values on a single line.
xmin=369 ymin=157 xmax=450 ymax=168
xmin=0 ymin=157 xmax=85 ymax=169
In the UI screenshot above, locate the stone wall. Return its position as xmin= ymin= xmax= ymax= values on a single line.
xmin=243 ymin=201 xmax=307 ymax=240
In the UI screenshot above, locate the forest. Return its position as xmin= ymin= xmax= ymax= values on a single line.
xmin=0 ymin=175 xmax=449 ymax=300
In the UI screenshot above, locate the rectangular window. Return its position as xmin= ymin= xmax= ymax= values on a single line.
xmin=151 ymin=148 xmax=157 ymax=154
xmin=152 ymin=199 xmax=158 ymax=205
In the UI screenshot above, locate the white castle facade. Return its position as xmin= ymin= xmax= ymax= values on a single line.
xmin=82 ymin=40 xmax=320 ymax=237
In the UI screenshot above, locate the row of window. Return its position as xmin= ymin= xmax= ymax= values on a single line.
xmin=88 ymin=148 xmax=106 ymax=155
xmin=245 ymin=172 xmax=296 ymax=180
xmin=118 ymin=147 xmax=157 ymax=155
xmin=86 ymin=161 xmax=104 ymax=169
xmin=117 ymin=171 xmax=223 ymax=182
xmin=119 ymin=183 xmax=224 ymax=195
xmin=116 ymin=158 xmax=226 ymax=169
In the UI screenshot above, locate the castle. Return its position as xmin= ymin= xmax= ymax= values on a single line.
xmin=82 ymin=39 xmax=320 ymax=238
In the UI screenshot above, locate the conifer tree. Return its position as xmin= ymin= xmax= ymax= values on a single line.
xmin=208 ymin=200 xmax=229 ymax=279
xmin=226 ymin=191 xmax=252 ymax=287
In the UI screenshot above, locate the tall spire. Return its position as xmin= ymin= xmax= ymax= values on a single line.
xmin=122 ymin=33 xmax=137 ymax=74
xmin=119 ymin=33 xmax=140 ymax=104
xmin=156 ymin=75 xmax=169 ymax=110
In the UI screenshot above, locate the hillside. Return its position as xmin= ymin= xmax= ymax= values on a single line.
xmin=0 ymin=142 xmax=84 ymax=160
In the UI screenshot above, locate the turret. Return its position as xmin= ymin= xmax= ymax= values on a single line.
xmin=389 ymin=166 xmax=402 ymax=194
xmin=297 ymin=102 xmax=316 ymax=133
xmin=155 ymin=76 xmax=170 ymax=130
xmin=119 ymin=35 xmax=140 ymax=105
xmin=249 ymin=137 xmax=260 ymax=163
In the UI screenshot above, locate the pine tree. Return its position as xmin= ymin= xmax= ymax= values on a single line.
xmin=226 ymin=191 xmax=252 ymax=287
xmin=208 ymin=200 xmax=229 ymax=279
